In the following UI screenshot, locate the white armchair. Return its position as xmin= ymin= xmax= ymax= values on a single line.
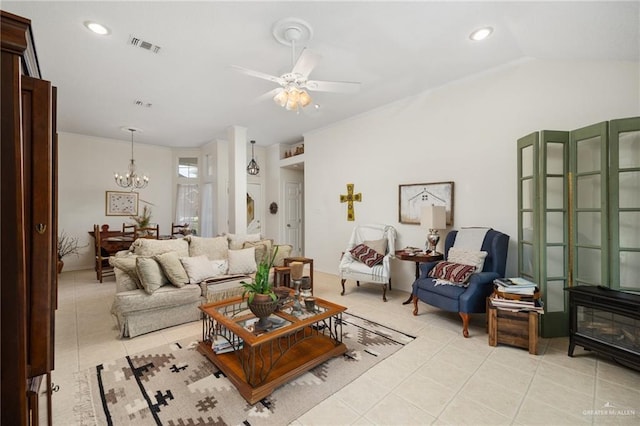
xmin=339 ymin=224 xmax=396 ymax=302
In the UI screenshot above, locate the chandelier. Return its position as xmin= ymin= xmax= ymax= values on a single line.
xmin=247 ymin=140 xmax=260 ymax=175
xmin=114 ymin=128 xmax=149 ymax=190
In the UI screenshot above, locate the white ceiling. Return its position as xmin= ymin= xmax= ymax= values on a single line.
xmin=3 ymin=1 xmax=638 ymax=148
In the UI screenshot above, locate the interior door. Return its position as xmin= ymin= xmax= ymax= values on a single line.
xmin=247 ymin=183 xmax=262 ymax=235
xmin=284 ymin=181 xmax=302 ymax=255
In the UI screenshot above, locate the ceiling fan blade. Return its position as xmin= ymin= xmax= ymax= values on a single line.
xmin=291 ymin=48 xmax=321 ymax=78
xmin=254 ymin=88 xmax=282 ymax=104
xmin=231 ymin=65 xmax=284 ymax=85
xmin=305 ymin=80 xmax=361 ymax=93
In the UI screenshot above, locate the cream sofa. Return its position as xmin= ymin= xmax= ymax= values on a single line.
xmin=109 ymin=235 xmax=291 ymax=338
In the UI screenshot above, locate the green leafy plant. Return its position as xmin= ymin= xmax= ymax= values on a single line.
xmin=241 ymin=245 xmax=279 ymax=303
xmin=57 ymin=231 xmax=87 ymax=260
xmin=130 ymin=205 xmax=152 ymax=228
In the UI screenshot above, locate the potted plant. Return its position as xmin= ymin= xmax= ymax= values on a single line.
xmin=129 ymin=205 xmax=152 ymax=235
xmin=57 ymin=231 xmax=86 ymax=273
xmin=241 ymin=246 xmax=279 ymax=330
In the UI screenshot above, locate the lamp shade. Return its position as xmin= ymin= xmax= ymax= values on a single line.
xmin=421 ymin=205 xmax=446 ymax=230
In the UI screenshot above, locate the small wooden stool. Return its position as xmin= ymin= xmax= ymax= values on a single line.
xmin=284 ymin=257 xmax=314 ymax=292
xmin=273 ymin=266 xmax=291 ymax=288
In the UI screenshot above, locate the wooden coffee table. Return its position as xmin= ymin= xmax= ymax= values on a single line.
xmin=198 ymin=295 xmax=347 ymax=404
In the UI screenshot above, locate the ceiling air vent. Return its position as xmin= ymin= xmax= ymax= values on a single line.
xmin=128 ymin=35 xmax=161 ymax=54
xmin=134 ymin=100 xmax=152 ymax=108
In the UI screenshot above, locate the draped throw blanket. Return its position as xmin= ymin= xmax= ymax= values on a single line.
xmin=452 ymin=227 xmax=490 ymax=251
xmin=340 ymin=224 xmax=396 ymax=284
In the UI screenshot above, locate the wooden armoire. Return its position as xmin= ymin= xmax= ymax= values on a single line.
xmin=1 ymin=10 xmax=58 ymax=426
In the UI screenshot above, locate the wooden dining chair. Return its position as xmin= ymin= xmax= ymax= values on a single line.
xmin=138 ymin=224 xmax=160 ymax=239
xmin=122 ymin=223 xmax=137 ymax=238
xmin=171 ymin=222 xmax=191 ymax=237
xmin=93 ymin=224 xmax=115 ymax=283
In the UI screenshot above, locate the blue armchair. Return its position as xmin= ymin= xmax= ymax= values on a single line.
xmin=411 ymin=229 xmax=509 ymax=337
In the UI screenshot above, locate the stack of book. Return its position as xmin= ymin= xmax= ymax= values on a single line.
xmin=211 ymin=336 xmax=243 ymax=354
xmin=493 ymin=277 xmax=538 ymax=296
xmin=491 ymin=277 xmax=543 ymax=313
xmin=490 ymin=296 xmax=544 ymax=313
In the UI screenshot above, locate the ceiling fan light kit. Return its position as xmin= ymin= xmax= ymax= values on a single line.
xmin=234 ymin=17 xmax=361 ymax=113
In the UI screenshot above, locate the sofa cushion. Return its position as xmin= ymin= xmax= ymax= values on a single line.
xmin=154 ymin=251 xmax=189 ymax=287
xmin=447 ymin=247 xmax=488 ymax=272
xmin=350 ymin=243 xmax=384 ymax=267
xmin=131 ymin=238 xmax=189 ymax=257
xmin=181 ymin=255 xmax=224 ymax=284
xmin=113 ymin=284 xmax=202 ymax=314
xmin=228 ymin=247 xmax=257 ymax=274
xmin=363 ymin=238 xmax=387 ymax=255
xmin=227 ymin=232 xmax=262 ymax=250
xmin=110 ymin=255 xmax=142 ymax=289
xmin=136 ymin=257 xmax=170 ymax=294
xmin=428 ymin=261 xmax=475 ymax=283
xmin=187 ymin=235 xmax=229 ymax=260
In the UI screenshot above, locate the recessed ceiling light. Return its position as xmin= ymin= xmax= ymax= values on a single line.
xmin=84 ymin=21 xmax=110 ymax=36
xmin=470 ymin=27 xmax=493 ymax=41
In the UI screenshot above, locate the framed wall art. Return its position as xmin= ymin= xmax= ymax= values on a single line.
xmin=398 ymin=182 xmax=454 ymax=225
xmin=105 ymin=191 xmax=139 ymax=216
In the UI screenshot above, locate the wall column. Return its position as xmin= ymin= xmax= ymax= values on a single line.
xmin=227 ymin=125 xmax=247 ymax=234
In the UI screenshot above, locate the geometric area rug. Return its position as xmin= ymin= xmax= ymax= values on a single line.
xmin=74 ymin=312 xmax=415 ymax=425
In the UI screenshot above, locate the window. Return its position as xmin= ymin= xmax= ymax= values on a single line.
xmin=176 ymin=157 xmax=199 ymax=234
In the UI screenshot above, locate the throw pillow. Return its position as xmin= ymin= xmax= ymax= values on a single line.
xmin=136 ymin=257 xmax=170 ymax=294
xmin=154 ymin=251 xmax=189 ymax=287
xmin=428 ymin=261 xmax=476 ymax=283
xmin=243 ymin=239 xmax=274 ymax=265
xmin=350 ymin=243 xmax=384 ymax=267
xmin=363 ymin=238 xmax=387 ymax=256
xmin=447 ymin=248 xmax=488 ymax=272
xmin=110 ymin=256 xmax=142 ymax=289
xmin=210 ymin=259 xmax=229 ymax=276
xmin=271 ymin=244 xmax=293 ymax=267
xmin=227 ymin=232 xmax=261 ymax=250
xmin=228 ymin=247 xmax=257 ymax=274
xmin=187 ymin=235 xmax=229 ymax=260
xmin=113 ymin=267 xmax=138 ymax=292
xmin=180 ymin=255 xmax=219 ymax=284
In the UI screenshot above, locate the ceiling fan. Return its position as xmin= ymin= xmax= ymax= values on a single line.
xmin=232 ymin=18 xmax=361 ymax=112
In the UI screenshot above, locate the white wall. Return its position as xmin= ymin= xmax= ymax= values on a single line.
xmin=58 ymin=132 xmax=173 ymax=270
xmin=304 ymin=59 xmax=640 ymax=294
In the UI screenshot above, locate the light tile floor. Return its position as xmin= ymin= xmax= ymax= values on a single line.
xmin=53 ymin=269 xmax=640 ymax=425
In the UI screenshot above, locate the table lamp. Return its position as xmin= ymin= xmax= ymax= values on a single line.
xmin=421 ymin=205 xmax=446 ymax=254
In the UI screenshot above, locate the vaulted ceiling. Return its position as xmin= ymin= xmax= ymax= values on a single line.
xmin=3 ymin=1 xmax=638 ymax=148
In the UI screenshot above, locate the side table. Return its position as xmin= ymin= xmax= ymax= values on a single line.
xmin=487 ymin=290 xmax=540 ymax=355
xmin=395 ymin=250 xmax=443 ymax=305
xmin=284 ymin=257 xmax=314 ymax=292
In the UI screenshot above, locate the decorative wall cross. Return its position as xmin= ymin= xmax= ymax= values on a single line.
xmin=339 ymin=183 xmax=362 ymax=221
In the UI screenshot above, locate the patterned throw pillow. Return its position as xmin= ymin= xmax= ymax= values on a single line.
xmin=350 ymin=243 xmax=384 ymax=267
xmin=428 ymin=261 xmax=476 ymax=283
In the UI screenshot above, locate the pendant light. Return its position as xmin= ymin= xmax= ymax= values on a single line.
xmin=247 ymin=140 xmax=260 ymax=175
